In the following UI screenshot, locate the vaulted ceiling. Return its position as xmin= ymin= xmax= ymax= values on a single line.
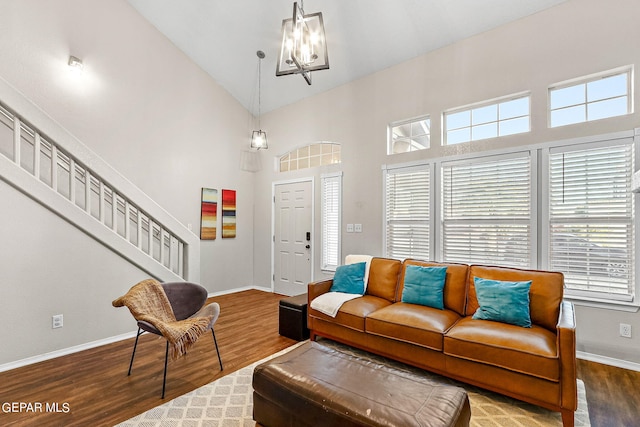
xmin=127 ymin=0 xmax=568 ymax=116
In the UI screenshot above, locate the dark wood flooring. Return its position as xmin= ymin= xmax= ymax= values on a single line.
xmin=0 ymin=289 xmax=637 ymax=426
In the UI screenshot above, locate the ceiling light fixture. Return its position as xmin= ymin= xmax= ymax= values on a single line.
xmin=276 ymin=1 xmax=329 ymax=85
xmin=68 ymin=55 xmax=84 ymax=73
xmin=251 ymin=50 xmax=268 ymax=150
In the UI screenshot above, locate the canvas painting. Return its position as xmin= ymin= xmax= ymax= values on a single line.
xmin=200 ymin=188 xmax=218 ymax=240
xmin=222 ymin=189 xmax=236 ymax=238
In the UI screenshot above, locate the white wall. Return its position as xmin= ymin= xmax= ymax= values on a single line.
xmin=254 ymin=0 xmax=640 ymax=364
xmin=2 ymin=0 xmax=640 ymax=367
xmin=0 ymin=0 xmax=255 ymax=365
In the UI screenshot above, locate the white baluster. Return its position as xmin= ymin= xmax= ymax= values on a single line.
xmin=111 ymin=190 xmax=117 ymax=232
xmin=85 ymin=170 xmax=91 ymax=214
xmin=51 ymin=145 xmax=58 ymax=192
xmin=34 ymin=133 xmax=41 ymax=180
xmin=13 ymin=116 xmax=20 ymax=165
xmin=125 ymin=201 xmax=131 ymax=242
xmin=99 ymin=182 xmax=105 ymax=224
xmin=137 ymin=211 xmax=143 ymax=250
xmin=160 ymin=229 xmax=167 ymax=266
xmin=69 ymin=158 xmax=76 ymax=204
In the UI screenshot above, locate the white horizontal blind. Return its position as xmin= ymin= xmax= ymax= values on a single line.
xmin=442 ymin=153 xmax=531 ymax=267
xmin=548 ymin=142 xmax=634 ymax=301
xmin=385 ymin=165 xmax=430 ymax=260
xmin=321 ymin=173 xmax=341 ymax=270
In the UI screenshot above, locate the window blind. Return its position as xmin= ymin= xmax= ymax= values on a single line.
xmin=548 ymin=142 xmax=634 ymax=300
xmin=321 ymin=173 xmax=341 ymax=270
xmin=441 ymin=153 xmax=532 ymax=267
xmin=385 ymin=165 xmax=430 ymax=260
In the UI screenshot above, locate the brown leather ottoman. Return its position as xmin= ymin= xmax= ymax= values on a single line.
xmin=252 ymin=340 xmax=470 ymax=427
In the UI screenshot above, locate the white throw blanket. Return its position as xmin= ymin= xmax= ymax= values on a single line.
xmin=310 ymin=254 xmax=374 ymax=318
xmin=310 ymin=292 xmax=361 ymax=317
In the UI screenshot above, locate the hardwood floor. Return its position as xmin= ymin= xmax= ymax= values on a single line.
xmin=0 ymin=289 xmax=637 ymax=426
xmin=577 ymin=358 xmax=640 ymax=427
xmin=0 ymin=289 xmax=296 ymax=426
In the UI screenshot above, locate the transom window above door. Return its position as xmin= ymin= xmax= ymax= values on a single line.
xmin=279 ymin=142 xmax=341 ymax=172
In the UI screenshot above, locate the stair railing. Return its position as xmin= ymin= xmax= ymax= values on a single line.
xmin=0 ymin=84 xmax=199 ymax=282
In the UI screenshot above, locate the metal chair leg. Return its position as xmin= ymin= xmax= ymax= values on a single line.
xmin=211 ymin=328 xmax=223 ymax=370
xmin=128 ymin=327 xmax=143 ymax=376
xmin=161 ymin=340 xmax=169 ymax=399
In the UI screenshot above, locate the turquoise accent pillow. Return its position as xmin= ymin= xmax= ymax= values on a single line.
xmin=330 ymin=262 xmax=366 ymax=295
xmin=401 ymin=265 xmax=448 ymax=309
xmin=472 ymin=278 xmax=532 ymax=328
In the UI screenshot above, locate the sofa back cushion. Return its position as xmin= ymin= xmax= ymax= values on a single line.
xmin=366 ymin=258 xmax=402 ymax=302
xmin=467 ymin=265 xmax=564 ymax=331
xmin=398 ymin=260 xmax=469 ymax=316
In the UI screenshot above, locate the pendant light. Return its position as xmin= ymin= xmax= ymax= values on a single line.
xmin=251 ymin=50 xmax=268 ymax=150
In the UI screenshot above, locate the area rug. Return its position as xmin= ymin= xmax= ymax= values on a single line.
xmin=117 ymin=340 xmax=590 ymax=427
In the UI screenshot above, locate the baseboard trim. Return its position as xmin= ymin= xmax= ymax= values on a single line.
xmin=0 ymin=331 xmax=137 ymax=373
xmin=577 ymin=351 xmax=640 ymax=372
xmin=0 ymin=286 xmax=274 ymax=373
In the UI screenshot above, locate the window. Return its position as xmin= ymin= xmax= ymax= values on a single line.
xmin=280 ymin=142 xmax=340 ymax=172
xmin=547 ymin=140 xmax=635 ymax=301
xmin=388 ymin=116 xmax=431 ymax=154
xmin=441 ymin=152 xmax=532 ymax=267
xmin=549 ymin=68 xmax=633 ymax=127
xmin=444 ymin=94 xmax=530 ymax=145
xmin=321 ymin=172 xmax=342 ymax=270
xmin=384 ymin=164 xmax=431 ymax=260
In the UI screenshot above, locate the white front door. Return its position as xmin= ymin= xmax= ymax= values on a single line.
xmin=273 ymin=180 xmax=313 ymax=296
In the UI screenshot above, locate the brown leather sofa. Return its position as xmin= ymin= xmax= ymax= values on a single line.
xmin=308 ymin=258 xmax=577 ymax=427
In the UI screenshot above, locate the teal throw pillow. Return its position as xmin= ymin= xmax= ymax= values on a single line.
xmin=330 ymin=262 xmax=366 ymax=295
xmin=401 ymin=265 xmax=447 ymax=309
xmin=472 ymin=277 xmax=532 ymax=328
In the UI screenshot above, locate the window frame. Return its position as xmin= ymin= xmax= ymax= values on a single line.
xmin=382 ymin=161 xmax=433 ymax=260
xmin=321 ymin=172 xmax=342 ymax=271
xmin=387 ymin=115 xmax=431 ymax=155
xmin=443 ymin=92 xmax=531 ymax=145
xmin=439 ymin=151 xmax=536 ymax=268
xmin=548 ymin=66 xmax=634 ymax=128
xmin=382 ymin=129 xmax=638 ymax=308
xmin=541 ymin=136 xmax=636 ymax=304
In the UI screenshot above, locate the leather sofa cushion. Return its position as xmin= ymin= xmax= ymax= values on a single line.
xmin=366 ymin=258 xmax=402 ymax=302
xmin=366 ymin=302 xmax=461 ymax=351
xmin=399 ymin=260 xmax=469 ymax=316
xmin=308 ymin=295 xmax=391 ymax=332
xmin=444 ymin=317 xmax=560 ymax=382
xmin=466 ymin=265 xmax=564 ymax=332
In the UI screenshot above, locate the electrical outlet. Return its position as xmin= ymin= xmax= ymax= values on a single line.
xmin=52 ymin=314 xmax=63 ymax=329
xmin=620 ymin=323 xmax=632 ymax=338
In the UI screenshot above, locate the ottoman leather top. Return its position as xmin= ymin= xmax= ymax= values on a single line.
xmin=253 ymin=340 xmax=470 ymax=427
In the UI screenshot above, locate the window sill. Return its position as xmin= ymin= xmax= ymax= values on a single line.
xmin=565 ymin=295 xmax=640 ymax=313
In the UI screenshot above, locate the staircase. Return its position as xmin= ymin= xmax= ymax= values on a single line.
xmin=0 ymin=78 xmax=199 ymax=282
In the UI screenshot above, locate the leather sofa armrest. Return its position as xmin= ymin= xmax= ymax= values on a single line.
xmin=556 ymin=300 xmax=578 ymax=411
xmin=308 ymin=279 xmax=333 ymax=305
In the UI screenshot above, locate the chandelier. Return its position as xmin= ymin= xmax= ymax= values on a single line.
xmin=276 ymin=1 xmax=329 ymax=85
